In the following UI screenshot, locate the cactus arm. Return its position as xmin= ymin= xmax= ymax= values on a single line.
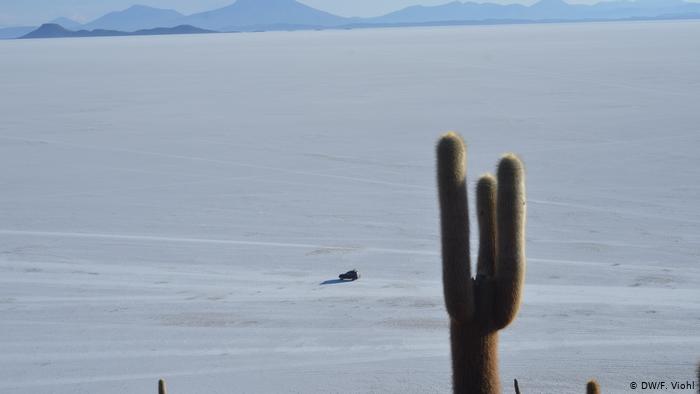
xmin=437 ymin=132 xmax=474 ymax=323
xmin=476 ymin=174 xmax=497 ymax=278
xmin=493 ymin=154 xmax=526 ymax=330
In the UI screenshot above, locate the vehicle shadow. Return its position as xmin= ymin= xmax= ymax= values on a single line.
xmin=320 ymin=279 xmax=354 ymax=285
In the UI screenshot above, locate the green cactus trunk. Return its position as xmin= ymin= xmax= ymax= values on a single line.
xmin=437 ymin=132 xmax=526 ymax=394
xmin=159 ymin=379 xmax=167 ymax=394
xmin=450 ymin=324 xmax=499 ymax=393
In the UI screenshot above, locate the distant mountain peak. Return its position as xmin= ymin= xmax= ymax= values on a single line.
xmin=49 ymin=17 xmax=83 ymax=30
xmin=235 ymin=0 xmax=298 ymax=4
xmin=81 ymin=4 xmax=184 ymax=31
xmin=531 ymin=0 xmax=570 ymax=8
xmin=123 ymin=4 xmax=179 ymax=13
xmin=34 ymin=23 xmax=68 ymax=31
xmin=228 ymin=0 xmax=328 ymax=10
xmin=20 ymin=23 xmax=72 ymax=38
xmin=125 ymin=4 xmax=152 ymax=11
xmin=185 ymin=0 xmax=347 ymax=30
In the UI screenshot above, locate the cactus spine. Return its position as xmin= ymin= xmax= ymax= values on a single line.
xmin=437 ymin=132 xmax=526 ymax=394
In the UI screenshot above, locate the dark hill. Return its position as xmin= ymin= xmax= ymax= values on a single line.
xmin=20 ymin=23 xmax=215 ymax=39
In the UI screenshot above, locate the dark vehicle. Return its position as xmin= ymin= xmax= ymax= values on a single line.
xmin=339 ymin=270 xmax=359 ymax=281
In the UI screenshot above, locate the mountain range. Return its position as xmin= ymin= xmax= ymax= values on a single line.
xmin=371 ymin=0 xmax=700 ymax=24
xmin=5 ymin=0 xmax=700 ymax=39
xmin=20 ymin=23 xmax=213 ymax=39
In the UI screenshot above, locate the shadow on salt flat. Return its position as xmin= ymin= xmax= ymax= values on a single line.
xmin=320 ymin=279 xmax=354 ymax=285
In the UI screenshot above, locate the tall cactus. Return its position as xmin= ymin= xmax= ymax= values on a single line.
xmin=437 ymin=132 xmax=526 ymax=394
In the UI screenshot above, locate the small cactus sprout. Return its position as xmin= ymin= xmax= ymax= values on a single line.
xmin=437 ymin=132 xmax=526 ymax=394
xmin=159 ymin=379 xmax=167 ymax=394
xmin=587 ymin=380 xmax=601 ymax=394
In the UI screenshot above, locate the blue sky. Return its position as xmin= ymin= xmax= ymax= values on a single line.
xmin=0 ymin=0 xmax=689 ymax=27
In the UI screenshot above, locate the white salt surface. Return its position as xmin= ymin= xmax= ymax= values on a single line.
xmin=0 ymin=20 xmax=699 ymax=393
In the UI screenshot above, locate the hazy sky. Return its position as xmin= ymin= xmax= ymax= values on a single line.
xmin=0 ymin=0 xmax=695 ymax=26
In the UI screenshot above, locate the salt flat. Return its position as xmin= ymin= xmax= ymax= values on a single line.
xmin=0 ymin=21 xmax=699 ymax=393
